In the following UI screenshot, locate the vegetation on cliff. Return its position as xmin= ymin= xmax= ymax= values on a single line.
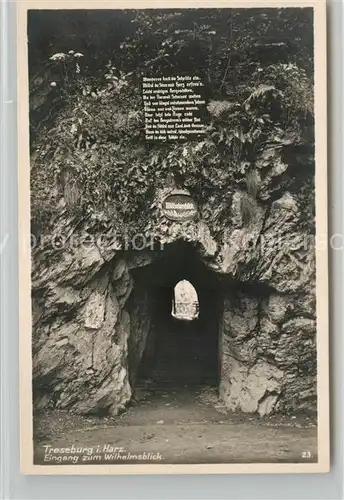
xmin=29 ymin=8 xmax=315 ymax=238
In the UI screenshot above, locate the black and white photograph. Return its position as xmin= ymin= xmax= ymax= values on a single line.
xmin=18 ymin=0 xmax=329 ymax=473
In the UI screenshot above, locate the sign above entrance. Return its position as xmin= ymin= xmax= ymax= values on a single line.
xmin=162 ymin=193 xmax=197 ymax=221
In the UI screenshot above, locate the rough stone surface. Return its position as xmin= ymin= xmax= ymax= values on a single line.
xmin=220 ymin=358 xmax=284 ymax=415
xmin=218 ymin=282 xmax=316 ymax=415
xmin=257 ymin=193 xmax=315 ymax=294
xmin=32 ymin=253 xmax=132 ymax=415
xmin=276 ymin=318 xmax=316 ymax=371
xmin=127 ymin=287 xmax=152 ymax=386
xmin=32 ymin=243 xmax=106 ymax=289
xmin=221 ymin=294 xmax=259 ymax=365
xmin=212 ymin=199 xmax=266 ymax=279
xmin=265 ymin=294 xmax=291 ymax=324
xmin=84 ymin=290 xmax=106 ymax=329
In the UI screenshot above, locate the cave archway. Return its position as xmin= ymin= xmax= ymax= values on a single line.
xmin=128 ymin=241 xmax=222 ymax=390
xmin=172 ymin=279 xmax=199 ymax=321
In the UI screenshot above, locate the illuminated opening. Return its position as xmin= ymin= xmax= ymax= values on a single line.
xmin=171 ymin=280 xmax=199 ymax=321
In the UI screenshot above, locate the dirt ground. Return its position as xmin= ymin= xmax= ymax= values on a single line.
xmin=33 ymin=385 xmax=317 ymax=465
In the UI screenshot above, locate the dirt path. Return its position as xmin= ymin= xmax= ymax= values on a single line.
xmin=34 ymin=386 xmax=317 ymax=465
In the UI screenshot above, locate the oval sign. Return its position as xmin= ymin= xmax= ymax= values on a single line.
xmin=162 ymin=193 xmax=197 ymax=221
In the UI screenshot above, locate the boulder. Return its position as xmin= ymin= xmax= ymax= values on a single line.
xmin=220 ymin=358 xmax=284 ymax=415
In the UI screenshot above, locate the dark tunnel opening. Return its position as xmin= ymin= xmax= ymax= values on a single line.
xmin=172 ymin=280 xmax=199 ymax=321
xmin=128 ymin=242 xmax=223 ymax=391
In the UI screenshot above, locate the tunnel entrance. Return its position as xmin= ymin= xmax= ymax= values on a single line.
xmin=128 ymin=242 xmax=222 ymax=392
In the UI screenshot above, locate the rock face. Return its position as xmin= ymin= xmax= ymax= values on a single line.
xmin=32 ymin=190 xmax=317 ymax=416
xmin=219 ymin=290 xmax=316 ymax=416
xmin=32 ymin=260 xmax=132 ymax=414
xmin=173 ymin=280 xmax=199 ymax=320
